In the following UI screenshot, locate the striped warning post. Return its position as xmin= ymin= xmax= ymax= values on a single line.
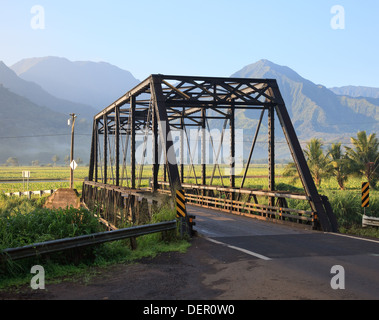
xmin=176 ymin=190 xmax=186 ymax=218
xmin=362 ymin=182 xmax=369 ymax=208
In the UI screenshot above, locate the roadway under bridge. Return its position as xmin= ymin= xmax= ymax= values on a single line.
xmin=82 ymin=74 xmax=338 ymax=233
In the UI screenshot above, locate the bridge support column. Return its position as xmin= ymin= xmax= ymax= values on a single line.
xmin=202 ymin=108 xmax=206 ymax=195
xmin=152 ymin=104 xmax=159 ymax=192
xmin=230 ymin=102 xmax=235 ymax=189
xmin=115 ymin=106 xmax=120 ymax=186
xmin=150 ymin=75 xmax=182 ymax=194
xmin=268 ymin=104 xmax=275 ymax=207
xmin=131 ymin=95 xmax=136 ymax=189
xmin=103 ymin=115 xmax=108 ymax=185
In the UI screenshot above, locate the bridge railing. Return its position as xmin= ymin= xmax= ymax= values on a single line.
xmin=82 ymin=181 xmax=171 ymax=229
xmin=157 ymin=182 xmax=316 ymax=229
xmin=82 ymin=179 xmax=317 ymax=230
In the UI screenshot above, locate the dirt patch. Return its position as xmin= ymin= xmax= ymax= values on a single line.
xmin=43 ymin=188 xmax=81 ymax=210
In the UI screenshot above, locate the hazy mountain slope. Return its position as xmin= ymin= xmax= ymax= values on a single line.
xmin=0 ymin=85 xmax=91 ymax=164
xmin=330 ymin=86 xmax=379 ymax=99
xmin=0 ymin=61 xmax=97 ymax=120
xmin=11 ymin=57 xmax=140 ymax=110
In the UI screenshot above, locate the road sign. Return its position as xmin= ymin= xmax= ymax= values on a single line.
xmin=22 ymin=171 xmax=30 ymax=178
xmin=362 ymin=182 xmax=369 ymax=208
xmin=70 ymin=160 xmax=78 ymax=171
xmin=22 ymin=171 xmax=30 ymax=193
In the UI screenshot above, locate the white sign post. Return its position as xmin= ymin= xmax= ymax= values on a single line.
xmin=22 ymin=171 xmax=30 ymax=192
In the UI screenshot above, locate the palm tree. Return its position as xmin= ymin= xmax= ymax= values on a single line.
xmin=303 ymin=138 xmax=332 ymax=188
xmin=327 ymin=143 xmax=350 ymax=190
xmin=345 ymin=131 xmax=379 ymax=188
xmin=282 ymin=161 xmax=299 ymax=185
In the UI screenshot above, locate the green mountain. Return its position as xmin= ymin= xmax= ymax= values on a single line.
xmin=232 ymin=60 xmax=379 ymax=145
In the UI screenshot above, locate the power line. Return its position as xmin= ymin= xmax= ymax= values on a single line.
xmin=0 ymin=133 xmax=91 ymax=139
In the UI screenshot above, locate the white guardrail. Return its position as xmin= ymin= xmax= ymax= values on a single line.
xmin=362 ymin=215 xmax=379 ymax=228
xmin=3 ymin=190 xmax=56 ymax=198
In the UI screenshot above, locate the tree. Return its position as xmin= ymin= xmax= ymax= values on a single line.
xmin=282 ymin=161 xmax=299 ymax=185
xmin=345 ymin=131 xmax=379 ymax=188
xmin=52 ymin=155 xmax=60 ymax=167
xmin=303 ymin=138 xmax=332 ymax=188
xmin=6 ymin=157 xmax=19 ymax=167
xmin=327 ymin=143 xmax=350 ymax=190
xmin=64 ymin=155 xmax=70 ymax=166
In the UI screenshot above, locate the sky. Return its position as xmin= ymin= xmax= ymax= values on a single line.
xmin=1 ymin=0 xmax=379 ymax=88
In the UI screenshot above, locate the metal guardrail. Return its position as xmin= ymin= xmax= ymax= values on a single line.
xmin=362 ymin=215 xmax=379 ymax=228
xmin=0 ymin=220 xmax=177 ymax=262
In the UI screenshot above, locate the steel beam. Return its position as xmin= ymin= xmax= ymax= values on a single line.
xmin=130 ymin=96 xmax=136 ymax=189
xmin=152 ymin=105 xmax=159 ymax=192
xmin=150 ymin=75 xmax=182 ymax=194
xmin=269 ymin=83 xmax=335 ymax=232
xmin=115 ymin=106 xmax=120 ymax=186
xmin=201 ymin=108 xmax=206 ymax=187
xmin=103 ymin=115 xmax=108 ymax=185
xmin=268 ymin=104 xmax=275 ymax=207
xmin=230 ymin=101 xmax=235 ymax=189
xmin=88 ymin=119 xmax=97 ymax=182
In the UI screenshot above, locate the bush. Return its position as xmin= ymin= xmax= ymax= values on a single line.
xmin=0 ymin=206 xmax=102 ymax=250
xmin=0 ymin=196 xmax=190 ymax=289
xmin=323 ymin=191 xmax=362 ymax=228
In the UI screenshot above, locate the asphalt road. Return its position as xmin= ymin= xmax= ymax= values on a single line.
xmin=188 ymin=204 xmax=379 ymax=299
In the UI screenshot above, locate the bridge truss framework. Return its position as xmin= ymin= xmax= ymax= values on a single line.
xmin=85 ymin=74 xmax=338 ymax=233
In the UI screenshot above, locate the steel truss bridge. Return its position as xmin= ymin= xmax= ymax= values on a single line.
xmin=82 ymin=74 xmax=338 ymax=234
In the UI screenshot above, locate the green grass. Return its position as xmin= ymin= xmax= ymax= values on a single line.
xmin=0 ymin=166 xmax=87 ymax=193
xmin=0 ymin=166 xmax=89 ymax=181
xmin=0 ymin=196 xmax=190 ymax=290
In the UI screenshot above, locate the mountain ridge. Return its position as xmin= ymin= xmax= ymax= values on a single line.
xmin=0 ymin=61 xmax=97 ymax=120
xmin=232 ymin=59 xmax=379 ymax=141
xmin=11 ymin=56 xmax=140 ymax=110
xmin=329 ymin=85 xmax=379 ymax=99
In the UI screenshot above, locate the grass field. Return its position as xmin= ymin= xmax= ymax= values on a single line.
xmin=1 ymin=164 xmax=377 ymax=225
xmin=0 ymin=163 xmax=375 ymax=193
xmin=0 ymin=166 xmax=88 ymax=193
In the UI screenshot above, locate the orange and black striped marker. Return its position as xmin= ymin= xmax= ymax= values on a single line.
xmin=362 ymin=182 xmax=369 ymax=208
xmin=176 ymin=190 xmax=186 ymax=218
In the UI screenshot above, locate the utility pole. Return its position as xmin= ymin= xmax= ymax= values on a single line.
xmin=68 ymin=113 xmax=77 ymax=189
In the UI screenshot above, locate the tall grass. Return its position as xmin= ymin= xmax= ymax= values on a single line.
xmin=0 ymin=195 xmax=189 ymax=289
